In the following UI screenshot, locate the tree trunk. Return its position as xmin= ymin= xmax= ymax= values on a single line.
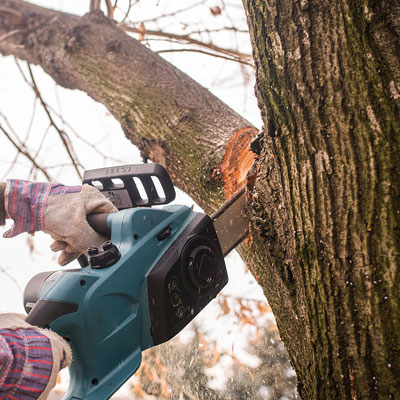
xmin=243 ymin=0 xmax=400 ymax=398
xmin=1 ymin=0 xmax=400 ymax=399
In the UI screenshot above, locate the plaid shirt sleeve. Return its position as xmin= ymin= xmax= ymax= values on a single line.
xmin=0 ymin=328 xmax=53 ymax=399
xmin=4 ymin=180 xmax=82 ymax=238
xmin=0 ymin=183 xmax=6 ymax=226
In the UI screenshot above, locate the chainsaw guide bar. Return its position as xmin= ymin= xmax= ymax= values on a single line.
xmin=211 ymin=188 xmax=249 ymax=256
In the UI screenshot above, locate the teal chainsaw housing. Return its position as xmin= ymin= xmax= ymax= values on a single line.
xmin=24 ymin=204 xmax=227 ymax=400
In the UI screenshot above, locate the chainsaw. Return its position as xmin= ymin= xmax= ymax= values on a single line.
xmin=23 ymin=163 xmax=248 ymax=400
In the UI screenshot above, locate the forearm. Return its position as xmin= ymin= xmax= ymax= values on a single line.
xmin=0 ymin=182 xmax=6 ymax=226
xmin=1 ymin=179 xmax=117 ymax=265
xmin=0 ymin=328 xmax=53 ymax=399
xmin=0 ymin=314 xmax=72 ymax=400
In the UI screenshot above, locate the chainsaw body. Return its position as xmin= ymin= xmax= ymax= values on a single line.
xmin=23 ymin=165 xmax=228 ymax=400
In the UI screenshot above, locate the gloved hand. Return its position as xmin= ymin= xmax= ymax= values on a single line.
xmin=0 ymin=313 xmax=72 ymax=400
xmin=4 ymin=180 xmax=118 ymax=265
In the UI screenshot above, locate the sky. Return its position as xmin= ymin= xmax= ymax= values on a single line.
xmin=0 ymin=1 xmax=275 ymax=398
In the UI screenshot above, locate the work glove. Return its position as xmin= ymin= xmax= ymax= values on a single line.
xmin=0 ymin=313 xmax=72 ymax=400
xmin=3 ymin=180 xmax=118 ymax=265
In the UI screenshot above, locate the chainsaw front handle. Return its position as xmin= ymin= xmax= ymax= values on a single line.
xmin=87 ymin=213 xmax=111 ymax=238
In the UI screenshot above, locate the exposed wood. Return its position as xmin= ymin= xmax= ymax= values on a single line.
xmin=220 ymin=126 xmax=257 ymax=199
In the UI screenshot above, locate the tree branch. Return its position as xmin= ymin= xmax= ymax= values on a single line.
xmin=0 ymin=123 xmax=52 ymax=181
xmin=26 ymin=64 xmax=83 ymax=179
xmin=104 ymin=0 xmax=113 ymax=19
xmin=156 ymin=48 xmax=254 ymax=67
xmin=126 ymin=1 xmax=209 ymax=25
xmin=0 ymin=28 xmax=20 ymax=42
xmin=0 ymin=265 xmax=22 ymax=293
xmin=121 ymin=24 xmax=253 ymax=66
xmin=116 ymin=0 xmax=131 ymax=25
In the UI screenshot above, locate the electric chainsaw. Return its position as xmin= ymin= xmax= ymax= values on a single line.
xmin=23 ymin=163 xmax=248 ymax=400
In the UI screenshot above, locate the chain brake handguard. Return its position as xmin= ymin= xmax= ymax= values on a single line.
xmin=82 ymin=163 xmax=176 ymax=209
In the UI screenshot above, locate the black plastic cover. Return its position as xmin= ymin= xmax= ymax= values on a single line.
xmin=82 ymin=163 xmax=176 ymax=209
xmin=147 ymin=214 xmax=228 ymax=345
xmin=23 ymin=271 xmax=58 ymax=313
xmin=26 ymin=299 xmax=78 ymax=328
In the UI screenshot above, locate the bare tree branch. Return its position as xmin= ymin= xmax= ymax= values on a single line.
xmin=126 ymin=1 xmax=206 ymax=25
xmin=121 ymin=24 xmax=253 ymax=66
xmin=14 ymin=59 xmax=129 ymax=169
xmin=156 ymin=48 xmax=254 ymax=67
xmin=0 ymin=265 xmax=22 ymax=294
xmin=105 ymin=0 xmax=113 ymax=19
xmin=0 ymin=123 xmax=52 ymax=181
xmin=26 ymin=64 xmax=83 ymax=179
xmin=0 ymin=28 xmax=20 ymax=42
xmin=90 ymin=0 xmax=101 ymax=12
xmin=116 ymin=0 xmax=132 ymax=25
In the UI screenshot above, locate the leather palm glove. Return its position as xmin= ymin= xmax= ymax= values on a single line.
xmin=3 ymin=180 xmax=117 ymax=265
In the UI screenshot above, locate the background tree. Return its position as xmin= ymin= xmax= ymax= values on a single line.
xmin=222 ymin=323 xmax=297 ymax=400
xmin=134 ymin=331 xmax=225 ymax=400
xmin=0 ymin=0 xmax=399 ymax=398
xmin=133 ymin=298 xmax=297 ymax=400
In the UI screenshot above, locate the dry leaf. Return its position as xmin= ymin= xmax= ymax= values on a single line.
xmin=219 ymin=297 xmax=230 ymax=315
xmin=256 ymin=301 xmax=271 ymax=314
xmin=210 ymin=6 xmax=222 ymax=16
xmin=138 ymin=22 xmax=146 ymax=41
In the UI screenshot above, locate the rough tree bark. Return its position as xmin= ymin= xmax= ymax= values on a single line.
xmin=243 ymin=0 xmax=400 ymax=399
xmin=0 ymin=0 xmax=399 ymax=399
